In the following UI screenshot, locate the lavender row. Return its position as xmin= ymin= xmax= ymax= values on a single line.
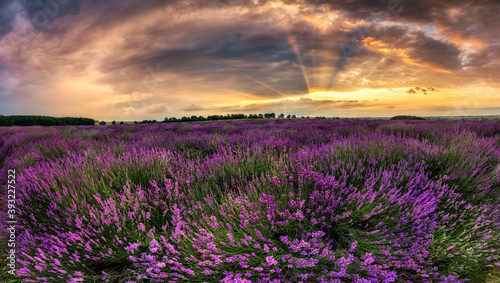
xmin=0 ymin=119 xmax=499 ymax=282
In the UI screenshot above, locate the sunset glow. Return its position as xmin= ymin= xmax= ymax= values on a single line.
xmin=0 ymin=0 xmax=499 ymax=120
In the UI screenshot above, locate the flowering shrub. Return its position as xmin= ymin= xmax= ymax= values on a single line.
xmin=1 ymin=119 xmax=499 ymax=282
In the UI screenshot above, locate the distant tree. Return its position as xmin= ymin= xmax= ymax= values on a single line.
xmin=234 ymin=114 xmax=245 ymax=119
xmin=278 ymin=113 xmax=285 ymax=119
xmin=112 ymin=120 xmax=116 ymax=125
xmin=134 ymin=121 xmax=138 ymax=124
xmin=120 ymin=121 xmax=124 ymax=124
xmin=258 ymin=114 xmax=264 ymax=118
xmin=306 ymin=116 xmax=310 ymax=119
xmin=301 ymin=116 xmax=304 ymax=119
xmin=286 ymin=114 xmax=291 ymax=119
xmin=292 ymin=115 xmax=296 ymax=119
xmin=99 ymin=121 xmax=106 ymax=125
xmin=390 ymin=115 xmax=426 ymax=120
xmin=264 ymin=113 xmax=276 ymax=119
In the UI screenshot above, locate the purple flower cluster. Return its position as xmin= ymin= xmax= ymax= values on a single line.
xmin=0 ymin=119 xmax=499 ymax=282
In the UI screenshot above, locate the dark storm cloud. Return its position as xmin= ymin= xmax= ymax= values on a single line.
xmin=18 ymin=0 xmax=83 ymax=29
xmin=116 ymin=31 xmax=297 ymax=71
xmin=1 ymin=0 xmax=495 ymax=78
xmin=211 ymin=32 xmax=297 ymax=62
xmin=0 ymin=0 xmax=16 ymax=38
xmin=5 ymin=0 xmax=199 ymax=38
xmin=466 ymin=45 xmax=500 ymax=68
xmin=287 ymin=0 xmax=500 ymax=24
xmin=286 ymin=0 xmax=500 ymax=64
xmin=407 ymin=31 xmax=462 ymax=71
xmin=94 ymin=23 xmax=309 ymax=98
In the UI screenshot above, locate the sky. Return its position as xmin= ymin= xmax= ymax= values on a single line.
xmin=0 ymin=0 xmax=499 ymax=120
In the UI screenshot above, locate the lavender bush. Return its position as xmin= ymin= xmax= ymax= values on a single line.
xmin=1 ymin=119 xmax=499 ymax=282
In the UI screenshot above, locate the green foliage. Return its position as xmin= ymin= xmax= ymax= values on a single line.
xmin=0 ymin=115 xmax=95 ymax=126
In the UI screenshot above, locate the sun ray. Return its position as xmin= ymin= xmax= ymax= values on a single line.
xmin=287 ymin=34 xmax=311 ymax=94
xmin=244 ymin=75 xmax=287 ymax=97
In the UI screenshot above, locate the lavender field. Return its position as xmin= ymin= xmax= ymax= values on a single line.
xmin=1 ymin=119 xmax=500 ymax=283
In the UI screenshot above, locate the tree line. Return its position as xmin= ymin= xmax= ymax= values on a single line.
xmin=390 ymin=115 xmax=426 ymax=120
xmin=162 ymin=113 xmax=298 ymax=123
xmin=102 ymin=114 xmax=341 ymax=125
xmin=0 ymin=115 xmax=96 ymax=127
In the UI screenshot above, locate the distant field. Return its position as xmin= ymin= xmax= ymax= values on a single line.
xmin=94 ymin=118 xmax=276 ymax=125
xmin=1 ymin=119 xmax=499 ymax=282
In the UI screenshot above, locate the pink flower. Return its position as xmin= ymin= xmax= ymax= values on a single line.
xmin=138 ymin=223 xmax=146 ymax=231
xmin=349 ymin=241 xmax=358 ymax=253
xmin=266 ymin=256 xmax=278 ymax=266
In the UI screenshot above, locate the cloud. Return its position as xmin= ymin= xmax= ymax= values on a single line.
xmin=405 ymin=86 xmax=439 ymax=95
xmin=19 ymin=0 xmax=82 ymax=28
xmin=183 ymin=103 xmax=206 ymax=111
xmin=0 ymin=0 xmax=17 ymax=38
xmin=144 ymin=103 xmax=168 ymax=113
xmin=406 ymin=31 xmax=462 ymax=71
